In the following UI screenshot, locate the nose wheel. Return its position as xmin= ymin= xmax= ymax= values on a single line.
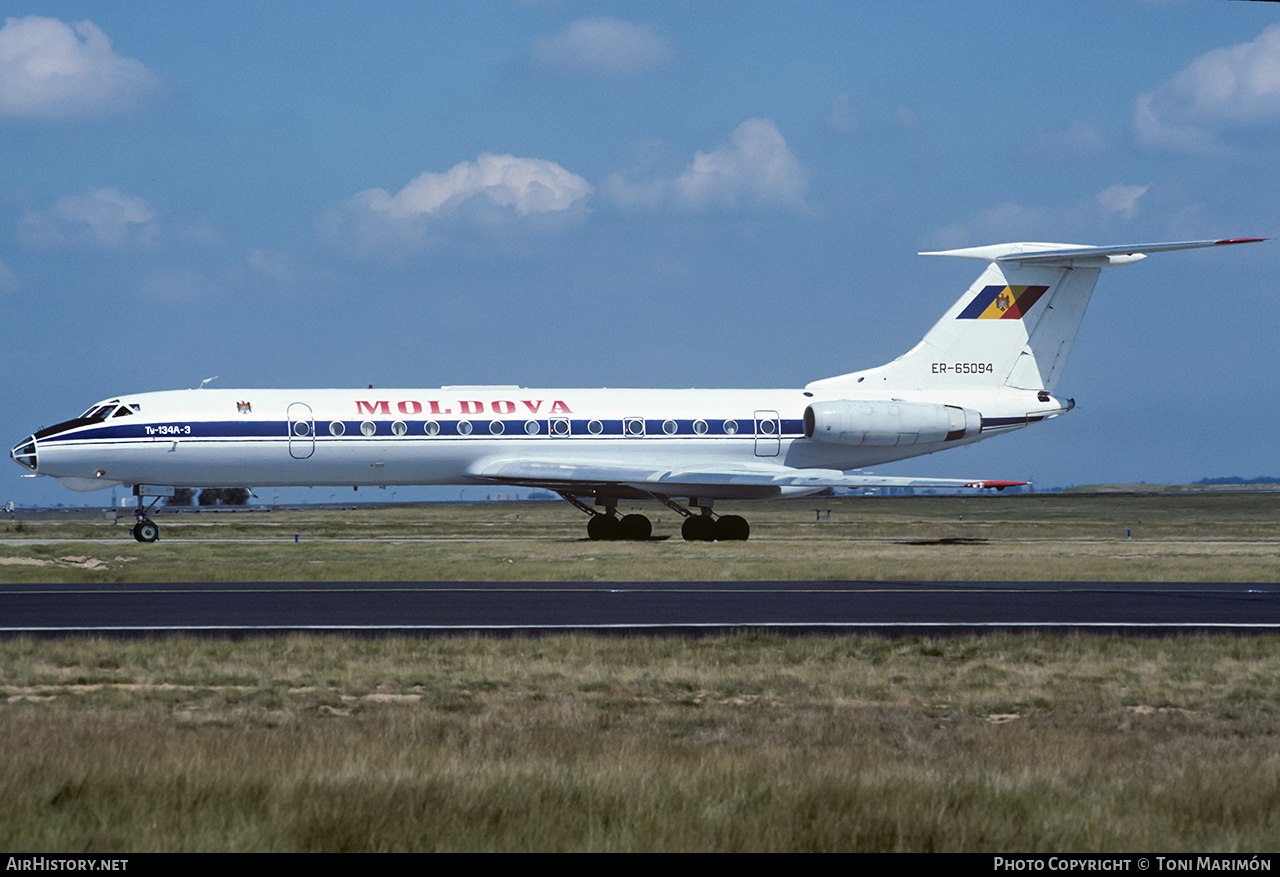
xmin=133 ymin=518 xmax=160 ymax=543
xmin=129 ymin=485 xmax=173 ymax=543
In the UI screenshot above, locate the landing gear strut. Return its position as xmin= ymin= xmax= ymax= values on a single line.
xmin=666 ymin=497 xmax=749 ymax=542
xmin=130 ymin=485 xmax=173 ymax=543
xmin=558 ymin=492 xmax=750 ymax=542
xmin=560 ymin=493 xmax=653 ymax=542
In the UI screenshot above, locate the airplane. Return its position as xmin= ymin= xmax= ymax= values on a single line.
xmin=10 ymin=237 xmax=1263 ymax=543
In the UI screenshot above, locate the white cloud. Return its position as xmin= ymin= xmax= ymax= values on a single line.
xmin=604 ymin=119 xmax=808 ymax=212
xmin=355 ymin=154 xmax=591 ymax=220
xmin=1096 ymin=184 xmax=1149 ymax=220
xmin=674 ymin=119 xmax=808 ymax=210
xmin=20 ymin=188 xmax=158 ymax=249
xmin=1136 ymin=24 xmax=1280 ymax=150
xmin=0 ymin=16 xmax=161 ymax=120
xmin=531 ymin=18 xmax=676 ymax=75
xmin=323 ymin=153 xmax=592 ymax=254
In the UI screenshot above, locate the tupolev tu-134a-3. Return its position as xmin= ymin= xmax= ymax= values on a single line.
xmin=11 ymin=237 xmax=1263 ymax=543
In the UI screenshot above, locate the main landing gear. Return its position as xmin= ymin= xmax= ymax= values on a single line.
xmin=560 ymin=494 xmax=652 ymax=541
xmin=680 ymin=512 xmax=749 ymax=542
xmin=586 ymin=512 xmax=652 ymax=542
xmin=560 ymin=493 xmax=750 ymax=542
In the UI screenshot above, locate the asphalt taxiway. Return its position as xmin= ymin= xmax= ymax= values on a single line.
xmin=1 ymin=579 xmax=1277 ymax=637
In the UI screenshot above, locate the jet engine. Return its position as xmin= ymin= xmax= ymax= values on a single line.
xmin=803 ymin=400 xmax=981 ymax=447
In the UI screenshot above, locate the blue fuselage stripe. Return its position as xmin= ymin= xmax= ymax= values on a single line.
xmin=33 ymin=418 xmax=807 ymax=445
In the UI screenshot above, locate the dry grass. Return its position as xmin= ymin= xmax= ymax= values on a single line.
xmin=1 ymin=634 xmax=1278 ymax=852
xmin=2 ymin=493 xmax=1280 ymax=583
xmin=3 ymin=495 xmax=1277 ymax=850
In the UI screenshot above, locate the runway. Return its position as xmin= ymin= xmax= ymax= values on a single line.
xmin=1 ymin=579 xmax=1278 ymax=637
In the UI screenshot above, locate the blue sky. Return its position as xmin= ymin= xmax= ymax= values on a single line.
xmin=4 ymin=1 xmax=1279 ymax=506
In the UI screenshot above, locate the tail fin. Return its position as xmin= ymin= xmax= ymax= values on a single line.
xmin=808 ymin=238 xmax=1264 ymax=394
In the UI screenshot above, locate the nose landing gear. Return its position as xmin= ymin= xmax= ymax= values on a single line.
xmin=133 ymin=518 xmax=160 ymax=543
xmin=129 ymin=485 xmax=174 ymax=543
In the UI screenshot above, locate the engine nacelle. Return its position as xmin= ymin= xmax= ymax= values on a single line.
xmin=803 ymin=399 xmax=981 ymax=447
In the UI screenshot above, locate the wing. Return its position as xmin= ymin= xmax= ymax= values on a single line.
xmin=466 ymin=457 xmax=1025 ymax=500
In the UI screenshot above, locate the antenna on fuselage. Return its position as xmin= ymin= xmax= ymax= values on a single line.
xmin=197 ymin=376 xmax=218 ymax=390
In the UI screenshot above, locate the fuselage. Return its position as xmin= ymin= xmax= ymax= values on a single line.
xmin=11 ymin=384 xmax=1055 ymax=494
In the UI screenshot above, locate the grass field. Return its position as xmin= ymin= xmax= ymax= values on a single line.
xmin=2 ymin=493 xmax=1278 ymax=851
xmin=2 ymin=633 xmax=1279 ymax=852
xmin=3 ymin=492 xmax=1280 ymax=583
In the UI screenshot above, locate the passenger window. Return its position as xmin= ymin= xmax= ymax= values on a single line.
xmin=392 ymin=421 xmax=407 ymax=436
xmin=525 ymin=420 xmax=539 ymax=435
xmin=663 ymin=420 xmax=678 ymax=435
xmin=588 ymin=420 xmax=603 ymax=435
xmin=425 ymin=421 xmax=440 ymax=436
xmin=625 ymin=418 xmax=644 ymax=436
xmin=723 ymin=420 xmax=739 ymax=435
xmin=489 ymin=420 xmax=504 ymax=435
xmin=360 ymin=421 xmax=376 ymax=436
xmin=693 ymin=420 xmax=708 ymax=435
xmin=330 ymin=421 xmax=345 ymax=436
xmin=458 ymin=421 xmax=473 ymax=435
xmin=552 ymin=419 xmax=570 ymax=436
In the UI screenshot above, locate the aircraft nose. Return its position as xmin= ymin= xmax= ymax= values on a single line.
xmin=11 ymin=436 xmax=37 ymax=472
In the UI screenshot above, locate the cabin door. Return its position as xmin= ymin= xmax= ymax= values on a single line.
xmin=287 ymin=402 xmax=315 ymax=459
xmin=754 ymin=409 xmax=780 ymax=457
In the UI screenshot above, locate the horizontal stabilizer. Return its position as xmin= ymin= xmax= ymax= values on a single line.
xmin=920 ymin=238 xmax=1265 ymax=268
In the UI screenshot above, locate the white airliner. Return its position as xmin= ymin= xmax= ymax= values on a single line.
xmin=11 ymin=238 xmax=1262 ymax=543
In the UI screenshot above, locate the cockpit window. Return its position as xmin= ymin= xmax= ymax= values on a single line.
xmin=111 ymin=405 xmax=134 ymax=418
xmin=80 ymin=401 xmax=121 ymax=422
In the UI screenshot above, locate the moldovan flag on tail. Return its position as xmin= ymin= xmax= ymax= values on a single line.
xmin=958 ymin=285 xmax=1049 ymax=320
